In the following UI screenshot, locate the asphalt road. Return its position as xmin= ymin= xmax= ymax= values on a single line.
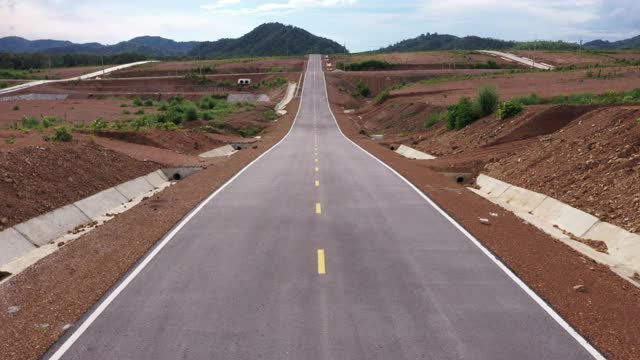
xmin=49 ymin=55 xmax=599 ymax=359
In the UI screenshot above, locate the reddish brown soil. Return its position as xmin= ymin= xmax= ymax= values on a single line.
xmin=388 ymin=66 xmax=640 ymax=107
xmin=327 ymin=69 xmax=503 ymax=97
xmin=0 ymin=99 xmax=139 ymax=126
xmin=111 ymin=58 xmax=304 ymax=78
xmin=328 ymin=82 xmax=640 ymax=359
xmin=485 ymin=106 xmax=640 ymax=232
xmin=0 ymin=97 xmax=299 ymax=360
xmin=0 ymin=142 xmax=159 ymax=228
xmin=11 ymin=72 xmax=298 ymax=98
xmin=511 ymin=50 xmax=618 ymax=67
xmin=330 ymin=51 xmax=519 ymax=69
xmin=86 ymin=129 xmax=224 ymax=155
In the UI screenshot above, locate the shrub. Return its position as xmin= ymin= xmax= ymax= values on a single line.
xmin=374 ymin=89 xmax=389 ymax=103
xmin=21 ymin=116 xmax=41 ymax=129
xmin=497 ymin=100 xmax=524 ymax=120
xmin=158 ymin=102 xmax=168 ymax=111
xmin=12 ymin=105 xmax=20 ymax=111
xmin=143 ymin=99 xmax=154 ymax=107
xmin=89 ymin=117 xmax=108 ymax=130
xmin=446 ymin=97 xmax=476 ymax=130
xmin=184 ymin=105 xmax=199 ymax=121
xmin=122 ymin=109 xmax=131 ymax=115
xmin=135 ymin=109 xmax=145 ymax=115
xmin=485 ymin=59 xmax=499 ymax=69
xmin=51 ymin=126 xmax=73 ymax=142
xmin=424 ymin=112 xmax=445 ymax=128
xmin=41 ymin=116 xmax=62 ymax=129
xmin=202 ymin=111 xmax=212 ymax=120
xmin=133 ymin=98 xmax=144 ymax=106
xmin=262 ymin=109 xmax=279 ymax=121
xmin=474 ymin=86 xmax=499 ymax=117
xmin=355 ymin=81 xmax=371 ymax=97
xmin=238 ymin=126 xmax=263 ymax=137
xmin=515 ymin=93 xmax=540 ymax=105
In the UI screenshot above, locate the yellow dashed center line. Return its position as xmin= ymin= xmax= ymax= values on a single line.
xmin=315 ymin=158 xmax=319 ymax=162
xmin=315 ymin=180 xmax=320 ymax=187
xmin=317 ymin=249 xmax=326 ymax=274
xmin=316 ymin=203 xmax=322 ymax=214
xmin=315 ymin=166 xmax=319 ymax=172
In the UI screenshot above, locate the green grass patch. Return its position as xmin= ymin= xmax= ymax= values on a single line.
xmin=424 ymin=112 xmax=446 ymax=128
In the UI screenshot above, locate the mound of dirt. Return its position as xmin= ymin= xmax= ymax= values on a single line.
xmin=485 ymin=106 xmax=640 ymax=233
xmin=89 ymin=129 xmax=224 ymax=155
xmin=0 ymin=143 xmax=159 ymax=228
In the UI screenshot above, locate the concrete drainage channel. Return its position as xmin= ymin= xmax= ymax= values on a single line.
xmin=0 ymin=167 xmax=201 ymax=283
xmin=471 ymin=174 xmax=640 ymax=286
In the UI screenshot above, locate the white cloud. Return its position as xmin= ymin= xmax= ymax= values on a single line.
xmin=202 ymin=0 xmax=357 ymax=15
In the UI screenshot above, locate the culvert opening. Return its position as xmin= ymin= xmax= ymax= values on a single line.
xmin=390 ymin=145 xmax=396 ymax=151
xmin=173 ymin=173 xmax=182 ymax=181
xmin=234 ymin=145 xmax=242 ymax=151
xmin=456 ymin=176 xmax=465 ymax=184
xmin=0 ymin=271 xmax=12 ymax=282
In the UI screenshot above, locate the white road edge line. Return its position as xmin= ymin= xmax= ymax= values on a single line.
xmin=319 ymin=59 xmax=605 ymax=360
xmin=47 ymin=59 xmax=311 ymax=360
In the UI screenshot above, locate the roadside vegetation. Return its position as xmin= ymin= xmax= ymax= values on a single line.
xmin=429 ymin=87 xmax=640 ymax=129
xmin=5 ymin=95 xmax=279 ymax=139
xmin=445 ymin=86 xmax=499 ymax=130
xmin=338 ymin=60 xmax=394 ymax=71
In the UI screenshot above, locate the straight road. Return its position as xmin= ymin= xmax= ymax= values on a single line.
xmin=49 ymin=55 xmax=599 ymax=359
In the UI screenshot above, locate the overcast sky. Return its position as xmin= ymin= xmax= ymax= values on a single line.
xmin=1 ymin=0 xmax=638 ymax=52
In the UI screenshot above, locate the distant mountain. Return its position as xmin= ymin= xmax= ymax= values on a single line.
xmin=190 ymin=23 xmax=347 ymax=57
xmin=0 ymin=36 xmax=74 ymax=53
xmin=583 ymin=35 xmax=640 ymax=50
xmin=379 ymin=33 xmax=515 ymax=52
xmin=0 ymin=23 xmax=346 ymax=58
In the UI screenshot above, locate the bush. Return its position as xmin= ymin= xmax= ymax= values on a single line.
xmin=41 ymin=116 xmax=62 ymax=129
xmin=133 ymin=98 xmax=144 ymax=106
xmin=184 ymin=104 xmax=199 ymax=121
xmin=474 ymin=86 xmax=499 ymax=117
xmin=143 ymin=99 xmax=154 ymax=107
xmin=355 ymin=81 xmax=371 ymax=97
xmin=12 ymin=105 xmax=20 ymax=111
xmin=497 ymin=100 xmax=524 ymax=120
xmin=135 ymin=109 xmax=145 ymax=115
xmin=51 ymin=126 xmax=73 ymax=142
xmin=424 ymin=112 xmax=445 ymax=128
xmin=262 ymin=109 xmax=279 ymax=121
xmin=21 ymin=116 xmax=40 ymax=129
xmin=514 ymin=93 xmax=540 ymax=105
xmin=89 ymin=117 xmax=108 ymax=130
xmin=446 ymin=97 xmax=476 ymax=130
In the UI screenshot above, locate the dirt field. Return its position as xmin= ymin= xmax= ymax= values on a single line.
xmin=0 ymin=99 xmax=140 ymax=126
xmin=330 ymin=50 xmax=519 ymax=69
xmin=110 ymin=57 xmax=305 ymax=78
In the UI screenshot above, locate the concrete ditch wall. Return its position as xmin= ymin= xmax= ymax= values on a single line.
xmin=0 ymin=169 xmax=175 ymax=278
xmin=471 ymin=174 xmax=640 ymax=282
xmin=275 ymin=82 xmax=297 ymax=115
xmin=395 ymin=145 xmax=436 ymax=160
xmin=199 ymin=145 xmax=237 ymax=159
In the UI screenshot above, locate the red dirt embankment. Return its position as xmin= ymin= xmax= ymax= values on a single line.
xmin=485 ymin=106 xmax=640 ymax=232
xmin=0 ymin=142 xmax=159 ymax=228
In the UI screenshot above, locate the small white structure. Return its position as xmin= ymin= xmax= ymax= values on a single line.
xmin=237 ymin=78 xmax=251 ymax=85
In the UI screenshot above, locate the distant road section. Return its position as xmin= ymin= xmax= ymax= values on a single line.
xmin=477 ymin=50 xmax=554 ymax=70
xmin=0 ymin=61 xmax=158 ymax=96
